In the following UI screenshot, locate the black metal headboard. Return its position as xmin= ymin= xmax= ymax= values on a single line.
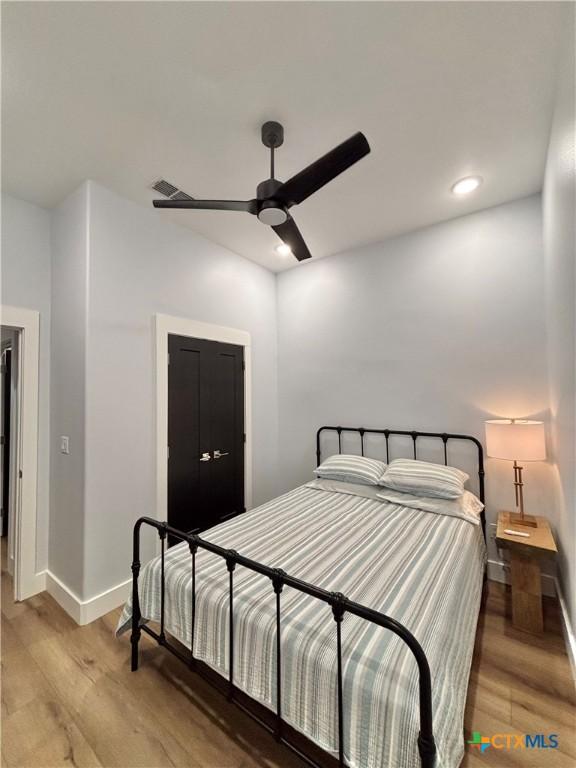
xmin=316 ymin=426 xmax=486 ymax=537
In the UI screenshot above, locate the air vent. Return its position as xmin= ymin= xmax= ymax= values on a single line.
xmin=150 ymin=179 xmax=194 ymax=201
xmin=170 ymin=191 xmax=194 ymax=201
xmin=152 ymin=179 xmax=178 ymax=197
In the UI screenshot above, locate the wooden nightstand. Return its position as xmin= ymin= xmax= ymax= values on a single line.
xmin=495 ymin=511 xmax=557 ymax=634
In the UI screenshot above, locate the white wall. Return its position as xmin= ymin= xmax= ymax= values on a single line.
xmin=543 ymin=17 xmax=576 ymax=628
xmin=82 ymin=182 xmax=278 ymax=598
xmin=4 ymin=181 xmax=279 ymax=603
xmin=277 ymin=195 xmax=555 ymax=566
xmin=1 ymin=194 xmax=51 ymax=572
xmin=2 ymin=179 xmax=567 ymax=619
xmin=49 ymin=183 xmax=90 ymax=596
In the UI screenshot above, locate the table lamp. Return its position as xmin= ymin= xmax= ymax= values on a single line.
xmin=485 ymin=419 xmax=546 ymax=527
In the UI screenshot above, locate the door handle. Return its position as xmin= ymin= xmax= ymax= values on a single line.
xmin=199 ymin=452 xmax=212 ymax=462
xmin=213 ymin=450 xmax=229 ymax=459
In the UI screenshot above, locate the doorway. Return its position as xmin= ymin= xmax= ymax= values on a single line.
xmin=155 ymin=314 xmax=253 ymax=535
xmin=168 ymin=334 xmax=245 ymax=539
xmin=0 ymin=307 xmax=42 ymax=601
xmin=1 ymin=332 xmax=17 ymax=575
xmin=2 ymin=346 xmax=12 ymax=538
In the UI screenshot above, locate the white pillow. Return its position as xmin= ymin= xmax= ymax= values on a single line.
xmin=377 ymin=488 xmax=483 ymax=525
xmin=379 ymin=458 xmax=468 ymax=499
xmin=314 ymin=454 xmax=386 ymax=486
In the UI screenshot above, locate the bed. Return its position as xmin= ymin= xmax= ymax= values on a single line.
xmin=118 ymin=427 xmax=487 ymax=768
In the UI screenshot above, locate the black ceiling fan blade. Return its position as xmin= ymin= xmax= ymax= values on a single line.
xmin=153 ymin=198 xmax=257 ymax=214
xmin=273 ymin=132 xmax=370 ymax=208
xmin=272 ymin=216 xmax=312 ymax=261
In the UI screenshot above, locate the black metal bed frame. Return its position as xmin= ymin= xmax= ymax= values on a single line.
xmin=130 ymin=426 xmax=486 ymax=768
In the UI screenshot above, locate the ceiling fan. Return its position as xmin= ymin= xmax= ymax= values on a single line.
xmin=153 ymin=122 xmax=370 ymax=261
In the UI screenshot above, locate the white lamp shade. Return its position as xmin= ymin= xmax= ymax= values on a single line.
xmin=485 ymin=420 xmax=546 ymax=461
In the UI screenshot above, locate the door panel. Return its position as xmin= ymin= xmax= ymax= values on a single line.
xmin=168 ymin=338 xmax=203 ymax=535
xmin=167 ymin=334 xmax=244 ymax=539
xmin=210 ymin=346 xmax=244 ymax=523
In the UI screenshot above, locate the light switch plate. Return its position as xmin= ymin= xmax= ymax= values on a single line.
xmin=60 ymin=436 xmax=70 ymax=454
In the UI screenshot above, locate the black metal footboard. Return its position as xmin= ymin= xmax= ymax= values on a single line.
xmin=130 ymin=516 xmax=437 ymax=768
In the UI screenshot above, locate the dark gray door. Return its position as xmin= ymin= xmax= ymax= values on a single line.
xmin=167 ymin=335 xmax=244 ymax=538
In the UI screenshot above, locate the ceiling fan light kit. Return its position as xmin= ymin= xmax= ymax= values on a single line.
xmin=153 ymin=121 xmax=371 ymax=261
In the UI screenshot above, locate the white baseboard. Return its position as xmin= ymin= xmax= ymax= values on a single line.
xmin=82 ymin=577 xmax=131 ymax=624
xmin=487 ymin=558 xmax=556 ymax=597
xmin=44 ymin=571 xmax=82 ymax=623
xmin=20 ymin=569 xmax=48 ymax=601
xmin=43 ymin=570 xmax=131 ymax=626
xmin=555 ymin=577 xmax=576 ymax=687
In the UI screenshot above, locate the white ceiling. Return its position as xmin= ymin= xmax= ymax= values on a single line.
xmin=2 ymin=2 xmax=567 ymax=272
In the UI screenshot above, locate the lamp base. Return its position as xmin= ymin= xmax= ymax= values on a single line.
xmin=510 ymin=513 xmax=538 ymax=528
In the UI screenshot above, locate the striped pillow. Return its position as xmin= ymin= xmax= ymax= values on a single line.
xmin=314 ymin=454 xmax=387 ymax=486
xmin=379 ymin=458 xmax=468 ymax=499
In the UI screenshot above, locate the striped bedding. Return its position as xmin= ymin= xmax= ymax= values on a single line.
xmin=117 ymin=479 xmax=485 ymax=768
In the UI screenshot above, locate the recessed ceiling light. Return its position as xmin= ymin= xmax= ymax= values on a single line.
xmin=275 ymin=244 xmax=292 ymax=256
xmin=451 ymin=176 xmax=483 ymax=195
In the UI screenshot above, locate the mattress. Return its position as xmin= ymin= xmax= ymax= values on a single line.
xmin=118 ymin=478 xmax=486 ymax=768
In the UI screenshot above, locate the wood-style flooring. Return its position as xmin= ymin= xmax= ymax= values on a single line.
xmin=1 ymin=540 xmax=574 ymax=767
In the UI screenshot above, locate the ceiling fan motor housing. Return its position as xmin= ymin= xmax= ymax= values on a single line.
xmin=257 ymin=178 xmax=282 ymax=199
xmin=256 ymin=178 xmax=287 ymax=225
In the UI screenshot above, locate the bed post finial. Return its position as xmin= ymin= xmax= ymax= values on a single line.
xmin=330 ymin=591 xmax=348 ymax=623
xmin=272 ymin=568 xmax=287 ymax=594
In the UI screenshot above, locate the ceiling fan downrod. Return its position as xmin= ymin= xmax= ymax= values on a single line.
xmin=256 ymin=121 xmax=287 ymax=225
xmin=261 ymin=120 xmax=284 ymax=181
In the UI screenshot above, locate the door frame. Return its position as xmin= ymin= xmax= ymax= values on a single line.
xmin=154 ymin=314 xmax=252 ymax=525
xmin=0 ymin=306 xmax=42 ymax=600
